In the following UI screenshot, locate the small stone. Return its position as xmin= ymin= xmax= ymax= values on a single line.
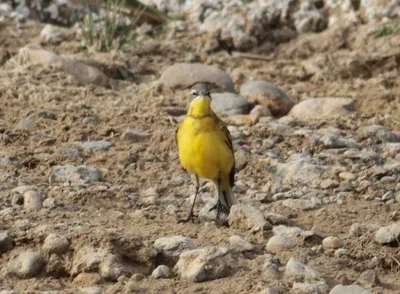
xmin=382 ymin=191 xmax=395 ymax=201
xmin=0 ymin=231 xmax=12 ymax=254
xmin=73 ymin=140 xmax=113 ymax=151
xmin=339 ymin=182 xmax=353 ymax=192
xmin=358 ymin=125 xmax=397 ymax=143
xmin=329 ymin=284 xmax=371 ymax=294
xmin=51 ymin=164 xmax=104 ymax=183
xmin=77 ymin=287 xmax=103 ymax=294
xmin=240 ymin=80 xmax=294 ymax=117
xmin=8 ymin=251 xmax=44 ymax=278
xmin=43 ymin=197 xmax=57 ymax=209
xmin=210 ymin=92 xmax=250 ymax=115
xmin=130 ymin=273 xmax=145 ymax=281
xmin=121 ymin=128 xmax=151 ymax=142
xmin=288 ymin=98 xmax=355 ymax=120
xmin=165 ymin=204 xmax=178 ymax=215
xmin=18 ymin=118 xmax=36 ymax=129
xmin=160 ymin=63 xmax=235 ymax=92
xmin=23 ymin=190 xmax=43 ymax=211
xmin=258 ymin=288 xmax=279 ymax=294
xmin=198 ymin=199 xmax=229 ymax=223
xmin=174 ymin=247 xmax=229 ymax=282
xmin=153 ymin=236 xmax=197 ymax=266
xmin=282 ymin=198 xmax=321 ymax=211
xmin=55 ymin=147 xmax=81 ymax=158
xmin=152 ymin=265 xmax=170 ymax=279
xmin=229 ymin=235 xmax=254 ymax=252
xmin=40 ymin=24 xmax=66 ymax=44
xmin=334 ymin=248 xmax=349 ymax=257
xmin=266 ymin=235 xmax=297 ymax=252
xmin=357 ymin=269 xmax=379 ymax=288
xmin=349 ymin=223 xmax=379 ymax=237
xmin=73 ymin=272 xmax=103 ymax=286
xmin=320 ymin=135 xmax=359 ymax=149
xmin=320 ymin=179 xmax=340 ymax=189
xmin=265 ymin=212 xmax=289 ymax=225
xmin=228 ymin=204 xmax=268 ymax=232
xmin=293 ymin=281 xmax=330 ymax=294
xmin=339 ymin=172 xmax=356 ymax=181
xmin=322 ymin=236 xmax=342 ymax=249
xmin=0 ymin=157 xmax=23 ymax=169
xmin=396 ymin=192 xmax=400 ymax=203
xmin=285 ymin=258 xmax=320 ymax=282
xmin=375 ymin=222 xmax=400 ymax=245
xmin=43 ymin=234 xmax=70 ymax=254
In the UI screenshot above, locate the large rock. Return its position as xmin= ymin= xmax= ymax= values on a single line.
xmin=8 ymin=251 xmax=44 ymax=278
xmin=160 ymin=63 xmax=235 ymax=92
xmin=211 ymin=92 xmax=250 ymax=115
xmin=153 ymin=235 xmax=197 ymax=266
xmin=375 ymin=222 xmax=400 ymax=245
xmin=329 ymin=284 xmax=371 ymax=294
xmin=51 ymin=164 xmax=104 ymax=183
xmin=240 ymin=80 xmax=294 ymax=117
xmin=288 ymin=98 xmax=355 ymax=120
xmin=174 ymin=247 xmax=229 ymax=282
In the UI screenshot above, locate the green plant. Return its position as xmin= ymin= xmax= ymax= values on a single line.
xmin=79 ymin=0 xmax=145 ymax=52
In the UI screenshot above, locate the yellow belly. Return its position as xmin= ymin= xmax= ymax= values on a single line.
xmin=177 ymin=117 xmax=234 ymax=181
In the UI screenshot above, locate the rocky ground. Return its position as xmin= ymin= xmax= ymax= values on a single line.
xmin=1 ymin=0 xmax=400 ymax=293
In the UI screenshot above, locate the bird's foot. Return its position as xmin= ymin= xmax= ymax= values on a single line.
xmin=178 ymin=212 xmax=198 ymax=223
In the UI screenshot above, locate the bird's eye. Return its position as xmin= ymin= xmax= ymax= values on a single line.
xmin=191 ymin=90 xmax=198 ymax=96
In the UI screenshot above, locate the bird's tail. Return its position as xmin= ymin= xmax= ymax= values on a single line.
xmin=218 ymin=185 xmax=237 ymax=211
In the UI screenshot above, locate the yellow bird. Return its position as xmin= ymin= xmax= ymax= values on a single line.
xmin=176 ymin=83 xmax=237 ymax=222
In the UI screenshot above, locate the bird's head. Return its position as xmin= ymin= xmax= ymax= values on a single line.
xmin=188 ymin=83 xmax=212 ymax=117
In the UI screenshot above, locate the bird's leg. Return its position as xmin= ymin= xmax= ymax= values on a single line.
xmin=179 ymin=175 xmax=199 ymax=223
xmin=215 ymin=178 xmax=222 ymax=221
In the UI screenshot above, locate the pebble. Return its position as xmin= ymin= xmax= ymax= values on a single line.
xmin=228 ymin=204 xmax=268 ymax=232
xmin=229 ymin=235 xmax=254 ymax=252
xmin=349 ymin=223 xmax=379 ymax=237
xmin=198 ymin=200 xmax=229 ymax=223
xmin=51 ymin=164 xmax=104 ymax=183
xmin=329 ymin=284 xmax=371 ymax=294
xmin=322 ymin=236 xmax=342 ymax=249
xmin=211 ymin=92 xmax=250 ymax=115
xmin=382 ymin=191 xmax=395 ymax=201
xmin=288 ymin=98 xmax=355 ymax=120
xmin=285 ymin=258 xmax=320 ymax=282
xmin=23 ymin=190 xmax=43 ymax=211
xmin=265 ymin=212 xmax=289 ymax=225
xmin=357 ymin=269 xmax=379 ymax=288
xmin=77 ymin=287 xmax=103 ymax=294
xmin=151 ymin=265 xmax=170 ymax=279
xmin=0 ymin=157 xmax=23 ymax=169
xmin=40 ymin=24 xmax=66 ymax=44
xmin=43 ymin=234 xmax=70 ymax=254
xmin=282 ymin=198 xmax=321 ymax=211
xmin=43 ymin=197 xmax=57 ymax=209
xmin=266 ymin=235 xmax=297 ymax=252
xmin=174 ymin=247 xmax=229 ymax=282
xmin=239 ymin=80 xmax=294 ymax=117
xmin=160 ymin=63 xmax=235 ymax=92
xmin=55 ymin=147 xmax=81 ymax=158
xmin=0 ymin=231 xmax=12 ymax=254
xmin=292 ymin=281 xmax=329 ymax=293
xmin=334 ymin=248 xmax=349 ymax=257
xmin=320 ymin=179 xmax=340 ymax=189
xmin=396 ymin=192 xmax=400 ymax=203
xmin=73 ymin=140 xmax=113 ymax=151
xmin=358 ymin=124 xmax=397 ymax=143
xmin=165 ymin=204 xmax=178 ymax=215
xmin=339 ymin=172 xmax=357 ymax=181
xmin=18 ymin=118 xmax=36 ymax=129
xmin=121 ymin=129 xmax=151 ymax=142
xmin=73 ymin=272 xmax=103 ymax=286
xmin=375 ymin=222 xmax=400 ymax=244
xmin=320 ymin=135 xmax=359 ymax=149
xmin=8 ymin=251 xmax=44 ymax=278
xmin=153 ymin=236 xmax=197 ymax=266
xmin=258 ymin=288 xmax=279 ymax=294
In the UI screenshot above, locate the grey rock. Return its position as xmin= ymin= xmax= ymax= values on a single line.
xmin=382 ymin=191 xmax=395 ymax=201
xmin=273 ymin=225 xmax=305 ymax=239
xmin=349 ymin=223 xmax=379 ymax=237
xmin=320 ymin=179 xmax=340 ymax=189
xmin=329 ymin=284 xmax=371 ymax=294
xmin=382 ymin=143 xmax=400 ymax=157
xmin=174 ymin=247 xmax=229 ymax=282
xmin=55 ymin=147 xmax=81 ymax=158
xmin=258 ymin=288 xmax=279 ymax=294
xmin=23 ymin=190 xmax=43 ymax=211
xmin=77 ymin=287 xmax=102 ymax=294
xmin=0 ymin=157 xmax=22 ymax=169
xmin=165 ymin=204 xmax=178 ymax=215
xmin=153 ymin=235 xmax=197 ymax=266
xmin=265 ymin=212 xmax=289 ymax=225
xmin=322 ymin=236 xmax=342 ymax=249
xmin=211 ymin=92 xmax=250 ymax=115
xmin=375 ymin=222 xmax=400 ymax=245
xmin=262 ymin=261 xmax=282 ymax=281
xmin=339 ymin=172 xmax=356 ymax=181
xmin=43 ymin=234 xmax=70 ymax=254
xmin=321 ymin=135 xmax=359 ymax=149
xmin=18 ymin=118 xmax=36 ymax=129
xmin=43 ymin=197 xmax=57 ymax=209
xmin=266 ymin=235 xmax=297 ymax=252
xmin=358 ymin=125 xmax=398 ymax=142
xmin=228 ymin=204 xmax=268 ymax=232
xmin=288 ymin=98 xmax=355 ymax=120
xmin=334 ymin=248 xmax=349 ymax=257
xmin=73 ymin=140 xmax=113 ymax=151
xmin=8 ymin=251 xmax=44 ymax=278
xmin=396 ymin=192 xmax=400 ymax=203
xmin=285 ymin=258 xmax=320 ymax=282
xmin=269 ymin=154 xmax=326 ymax=185
xmin=293 ymin=281 xmax=329 ymax=294
xmin=240 ymin=80 xmax=294 ymax=117
xmin=160 ymin=63 xmax=235 ymax=92
xmin=151 ymin=265 xmax=170 ymax=279
xmin=0 ymin=231 xmax=12 ymax=254
xmin=121 ymin=128 xmax=151 ymax=142
xmin=51 ymin=164 xmax=104 ymax=183
xmin=99 ymin=253 xmax=130 ymax=281
xmin=0 ymin=291 xmax=19 ymax=294
xmin=229 ymin=235 xmax=254 ymax=252
xmin=199 ymin=200 xmax=229 ymax=223
xmin=70 ymin=246 xmax=108 ymax=276
xmin=358 ymin=269 xmax=379 ymax=288
xmin=339 ymin=182 xmax=353 ymax=192
xmin=282 ymin=198 xmax=321 ymax=211
xmin=235 ymin=148 xmax=250 ymax=170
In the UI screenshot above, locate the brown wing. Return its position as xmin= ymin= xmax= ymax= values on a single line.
xmin=212 ymin=112 xmax=235 ymax=187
